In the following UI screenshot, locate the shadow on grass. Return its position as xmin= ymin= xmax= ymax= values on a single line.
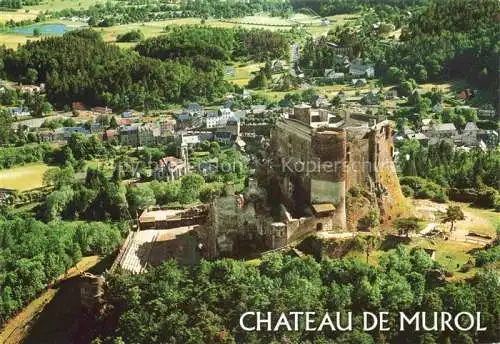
xmin=22 ymin=255 xmax=115 ymax=344
xmin=379 ymin=234 xmax=412 ymax=251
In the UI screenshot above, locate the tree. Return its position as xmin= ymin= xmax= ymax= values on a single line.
xmin=68 ymin=133 xmax=88 ymax=160
xmin=179 ymin=173 xmax=205 ymax=204
xmin=24 ymin=68 xmax=38 ymax=84
xmin=61 ymin=146 xmax=76 ymax=167
xmin=42 ymin=165 xmax=74 ymax=189
xmin=395 ymin=217 xmax=420 ymax=237
xmin=0 ymin=110 xmax=13 ymax=144
xmin=209 ymin=141 xmax=220 ymax=155
xmin=386 ymin=66 xmax=406 ymax=84
xmin=42 ymin=101 xmax=52 ymax=114
xmin=199 ymin=182 xmax=223 ymax=203
xmin=87 ymin=16 xmax=97 ymax=26
xmin=441 ymin=205 xmax=465 ymax=232
xmin=109 ymin=116 xmax=119 ymax=129
xmin=248 ymin=70 xmax=268 ymax=89
xmin=126 ymin=186 xmax=156 ymax=216
xmin=356 ymin=236 xmax=380 ymax=264
xmin=42 ymin=186 xmax=75 ymax=221
xmin=116 ymin=30 xmax=144 ymax=42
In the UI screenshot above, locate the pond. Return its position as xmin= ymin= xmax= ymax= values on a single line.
xmin=11 ymin=23 xmax=72 ymax=36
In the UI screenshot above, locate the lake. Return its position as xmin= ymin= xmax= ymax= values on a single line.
xmin=11 ymin=23 xmax=72 ymax=36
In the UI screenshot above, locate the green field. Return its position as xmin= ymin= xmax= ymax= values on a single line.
xmin=0 ymin=0 xmax=104 ymax=23
xmin=225 ymin=62 xmax=263 ymax=86
xmin=0 ymin=9 xmax=38 ymax=23
xmin=0 ymin=11 xmax=359 ymax=49
xmin=26 ymin=0 xmax=105 ymax=12
xmin=0 ymin=163 xmax=51 ymax=191
xmin=408 ymin=237 xmax=482 ymax=280
xmin=0 ymin=19 xmax=87 ymax=49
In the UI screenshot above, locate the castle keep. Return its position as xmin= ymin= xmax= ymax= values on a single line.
xmin=267 ymin=103 xmax=405 ymax=233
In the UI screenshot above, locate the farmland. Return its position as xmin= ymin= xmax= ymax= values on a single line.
xmin=0 ymin=12 xmax=358 ymax=49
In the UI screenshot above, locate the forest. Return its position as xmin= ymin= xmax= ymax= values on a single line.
xmin=0 ymin=0 xmax=40 ymax=9
xmin=0 ymin=143 xmax=54 ymax=169
xmin=91 ymin=248 xmax=499 ymax=344
xmin=398 ymin=141 xmax=500 ymax=209
xmin=0 ymin=216 xmax=123 ymax=325
xmin=290 ymin=0 xmax=424 ymax=16
xmin=0 ymin=26 xmax=290 ymax=110
xmin=136 ymin=26 xmax=289 ymax=63
xmin=1 ymin=30 xmax=230 ymax=110
xmin=370 ymin=0 xmax=498 ymax=95
xmin=50 ymin=0 xmax=292 ymax=27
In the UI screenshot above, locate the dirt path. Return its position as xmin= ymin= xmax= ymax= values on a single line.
xmin=0 ymin=256 xmax=101 ymax=344
xmin=411 ymin=199 xmax=497 ymax=246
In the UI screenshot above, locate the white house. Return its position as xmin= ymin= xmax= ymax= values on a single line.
xmin=205 ymin=108 xmax=234 ymax=129
xmin=10 ymin=107 xmax=31 ymax=118
xmin=206 ymin=112 xmax=219 ymax=129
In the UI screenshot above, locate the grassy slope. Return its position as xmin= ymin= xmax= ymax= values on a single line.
xmin=0 ymin=255 xmax=102 ymax=344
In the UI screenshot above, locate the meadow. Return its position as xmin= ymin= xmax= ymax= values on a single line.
xmin=0 ymin=12 xmax=358 ymax=49
xmin=0 ymin=163 xmax=51 ymax=191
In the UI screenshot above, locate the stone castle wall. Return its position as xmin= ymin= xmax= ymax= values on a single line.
xmin=310 ymin=128 xmax=347 ymax=229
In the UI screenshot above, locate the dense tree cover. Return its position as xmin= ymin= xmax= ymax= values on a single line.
xmin=50 ymin=0 xmax=291 ymax=27
xmin=366 ymin=0 xmax=499 ymax=96
xmin=398 ymin=140 xmax=499 ymax=190
xmin=40 ymin=166 xmax=130 ymax=222
xmin=399 ymin=176 xmax=448 ymax=203
xmin=2 ymin=30 xmax=230 ymax=110
xmin=92 ymin=247 xmax=499 ymax=343
xmin=0 ymin=144 xmax=53 ymax=169
xmin=0 ymin=217 xmax=122 ymax=325
xmin=0 ymin=110 xmax=14 ymax=145
xmin=398 ymin=140 xmax=500 ymax=208
xmin=183 ymin=0 xmax=293 ymax=18
xmin=0 ymin=0 xmax=39 ymax=9
xmin=290 ymin=0 xmax=423 ymax=16
xmin=67 ymin=133 xmax=109 ymax=161
xmin=136 ymin=26 xmax=289 ymax=63
xmin=299 ymin=36 xmax=343 ymax=77
xmin=474 ymin=241 xmax=500 ymax=268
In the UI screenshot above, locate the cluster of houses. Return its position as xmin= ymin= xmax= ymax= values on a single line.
xmin=323 ymin=52 xmax=375 ymax=85
xmin=401 ymin=119 xmax=498 ymax=150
